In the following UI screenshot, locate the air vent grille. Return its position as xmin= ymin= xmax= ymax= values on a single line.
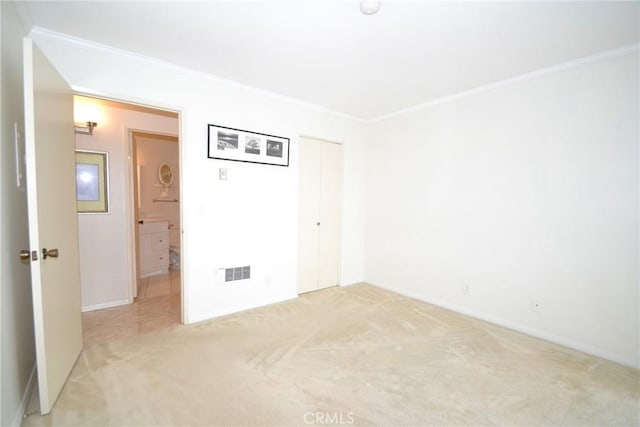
xmin=224 ymin=266 xmax=251 ymax=282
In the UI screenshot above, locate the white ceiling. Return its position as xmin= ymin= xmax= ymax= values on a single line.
xmin=21 ymin=1 xmax=640 ymax=121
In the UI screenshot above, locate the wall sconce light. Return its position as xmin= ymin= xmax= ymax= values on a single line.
xmin=74 ymin=121 xmax=98 ymax=135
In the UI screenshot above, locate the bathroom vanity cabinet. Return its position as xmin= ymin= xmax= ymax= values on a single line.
xmin=139 ymin=220 xmax=170 ymax=278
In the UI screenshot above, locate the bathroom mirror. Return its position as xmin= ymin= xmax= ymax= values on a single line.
xmin=158 ymin=163 xmax=174 ymax=185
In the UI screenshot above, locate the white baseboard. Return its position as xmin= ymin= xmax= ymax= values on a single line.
xmin=81 ymin=298 xmax=131 ymax=313
xmin=140 ymin=268 xmax=169 ymax=279
xmin=369 ymin=281 xmax=639 ymax=370
xmin=187 ymin=293 xmax=298 ymax=325
xmin=11 ymin=363 xmax=37 ymax=427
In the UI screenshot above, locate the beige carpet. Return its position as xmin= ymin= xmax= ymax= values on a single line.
xmin=23 ymin=284 xmax=639 ymax=426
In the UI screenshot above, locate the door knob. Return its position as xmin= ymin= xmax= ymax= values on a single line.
xmin=19 ymin=250 xmax=30 ymax=262
xmin=42 ymin=248 xmax=59 ymax=259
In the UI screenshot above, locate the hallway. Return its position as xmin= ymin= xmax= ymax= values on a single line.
xmin=81 ymin=270 xmax=181 ymax=347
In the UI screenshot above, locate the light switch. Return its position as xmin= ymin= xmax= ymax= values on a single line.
xmin=219 ymin=168 xmax=228 ymax=180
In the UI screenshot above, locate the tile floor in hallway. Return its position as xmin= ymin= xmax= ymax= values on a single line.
xmin=81 ymin=269 xmax=181 ymax=347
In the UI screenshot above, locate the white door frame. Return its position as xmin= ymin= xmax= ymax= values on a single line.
xmin=126 ymin=128 xmax=180 ymax=302
xmin=74 ymin=91 xmax=187 ymax=323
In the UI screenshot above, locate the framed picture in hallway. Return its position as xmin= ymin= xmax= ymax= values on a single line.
xmin=75 ymin=150 xmax=109 ymax=213
xmin=207 ymin=124 xmax=290 ymax=167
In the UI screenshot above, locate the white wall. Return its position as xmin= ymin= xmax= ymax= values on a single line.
xmin=0 ymin=3 xmax=37 ymax=425
xmin=366 ymin=48 xmax=639 ymax=367
xmin=136 ymin=135 xmax=180 ymax=246
xmin=29 ymin=23 xmax=636 ymax=369
xmin=75 ymin=98 xmax=179 ymax=311
xmin=33 ymin=29 xmax=368 ymax=323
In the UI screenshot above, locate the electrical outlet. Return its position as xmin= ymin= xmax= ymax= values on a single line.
xmin=463 ymin=283 xmax=471 ymax=296
xmin=531 ymin=298 xmax=543 ymax=313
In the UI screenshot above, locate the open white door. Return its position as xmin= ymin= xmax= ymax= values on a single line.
xmin=23 ymin=38 xmax=82 ymax=414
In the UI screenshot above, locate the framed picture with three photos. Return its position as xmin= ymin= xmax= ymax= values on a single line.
xmin=207 ymin=124 xmax=290 ymax=167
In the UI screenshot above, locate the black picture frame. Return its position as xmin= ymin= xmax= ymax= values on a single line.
xmin=207 ymin=124 xmax=290 ymax=167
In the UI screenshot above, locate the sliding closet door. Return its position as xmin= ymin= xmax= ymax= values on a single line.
xmin=317 ymin=141 xmax=342 ymax=288
xmin=298 ymin=137 xmax=342 ymax=294
xmin=298 ymin=138 xmax=322 ymax=293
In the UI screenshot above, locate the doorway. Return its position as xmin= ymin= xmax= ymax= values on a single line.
xmin=73 ymin=95 xmax=182 ymax=345
xmin=131 ymin=131 xmax=181 ymax=299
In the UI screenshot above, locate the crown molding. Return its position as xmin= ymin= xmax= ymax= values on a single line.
xmin=27 ymin=27 xmax=638 ymax=125
xmin=369 ymin=43 xmax=640 ymax=123
xmin=28 ymin=27 xmax=368 ymax=125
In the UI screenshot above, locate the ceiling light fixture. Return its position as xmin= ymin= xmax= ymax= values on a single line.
xmin=360 ymin=0 xmax=380 ymax=15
